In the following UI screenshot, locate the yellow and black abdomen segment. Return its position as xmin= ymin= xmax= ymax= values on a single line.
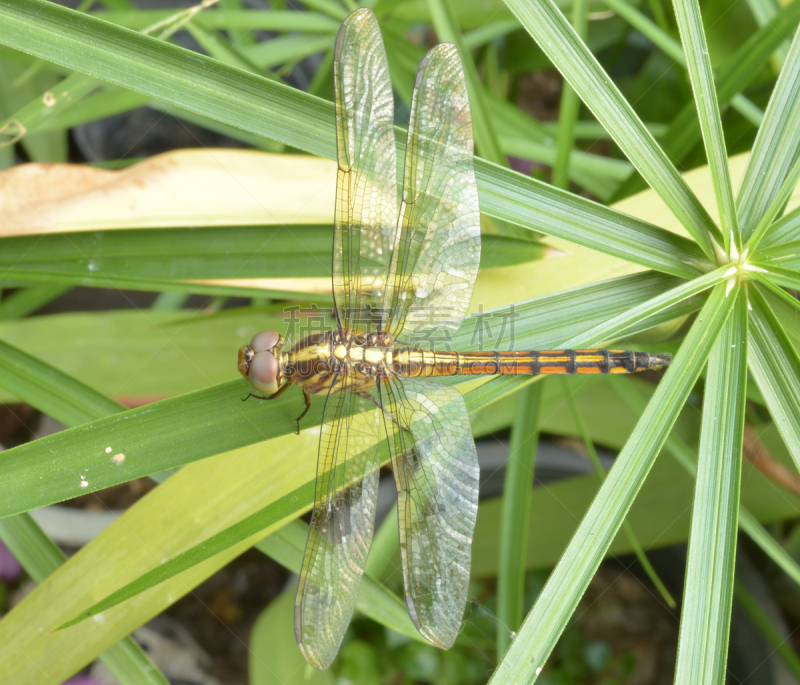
xmin=393 ymin=348 xmax=671 ymax=377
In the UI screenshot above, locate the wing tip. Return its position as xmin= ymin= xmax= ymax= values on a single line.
xmin=335 ymin=7 xmax=378 ymax=63
xmin=295 ymin=604 xmax=338 ymax=671
xmin=404 ymin=584 xmax=460 ymax=650
xmin=414 ymin=43 xmax=461 ymax=90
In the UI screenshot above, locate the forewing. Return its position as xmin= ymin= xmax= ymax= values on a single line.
xmin=378 ymin=377 xmax=479 ymax=648
xmin=294 ymin=378 xmax=383 ymax=669
xmin=382 ymin=44 xmax=480 ymax=343
xmin=333 ymin=8 xmax=399 ymax=333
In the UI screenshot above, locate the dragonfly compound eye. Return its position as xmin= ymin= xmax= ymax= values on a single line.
xmin=248 ymin=350 xmax=280 ymax=396
xmin=250 ymin=330 xmax=280 ymax=352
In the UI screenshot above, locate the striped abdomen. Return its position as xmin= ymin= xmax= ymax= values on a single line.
xmin=392 ymin=348 xmax=671 ymax=377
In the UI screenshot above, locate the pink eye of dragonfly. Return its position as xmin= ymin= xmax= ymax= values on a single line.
xmin=238 ymin=7 xmax=671 ymax=671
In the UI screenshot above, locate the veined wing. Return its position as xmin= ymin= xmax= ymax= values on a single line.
xmin=333 ymin=8 xmax=399 ymax=333
xmin=378 ymin=377 xmax=479 ymax=647
xmin=294 ymin=377 xmax=383 ymax=669
xmin=382 ymin=44 xmax=480 ymax=344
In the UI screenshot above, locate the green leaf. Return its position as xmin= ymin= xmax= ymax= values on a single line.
xmin=737 ymin=23 xmax=800 ymax=240
xmin=94 ymin=8 xmax=340 ymax=32
xmin=564 ymin=382 xmax=675 ymax=607
xmin=746 ymin=150 xmax=800 ymax=252
xmin=674 ymin=291 xmax=747 ymax=683
xmin=0 ymin=338 xmax=123 ymax=426
xmin=743 ymin=0 xmax=790 ymax=64
xmin=673 ymin=0 xmax=739 ymax=253
xmin=0 ymin=226 xmax=542 ymax=284
xmin=747 ymin=285 xmax=800 ymax=470
xmin=613 ymin=0 xmax=800 ymax=201
xmin=552 ymin=0 xmax=587 ymax=190
xmin=0 ymin=342 xmax=167 ymax=685
xmin=0 ymin=515 xmax=170 ymax=685
xmin=0 ymin=428 xmax=321 ymax=683
xmin=487 ymin=283 xmax=736 ymax=684
xmin=496 ymin=382 xmax=542 ymax=659
xmin=503 ymin=0 xmax=722 ymax=260
xmin=0 ymin=271 xmax=691 ymax=517
xmin=602 ymin=0 xmax=762 ymax=128
xmin=734 ymin=581 xmax=800 ymax=680
xmin=0 ymin=284 xmax=71 ymax=320
xmin=0 ymin=0 xmax=705 ymax=278
xmin=0 ymin=378 xmax=315 ymax=519
xmin=757 ymin=203 xmax=800 ymax=249
xmin=562 ymin=266 xmax=727 ymax=347
xmin=614 ymin=379 xmax=800 ymax=591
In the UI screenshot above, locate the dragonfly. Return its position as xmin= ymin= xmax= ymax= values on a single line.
xmin=238 ymin=7 xmax=671 ymax=670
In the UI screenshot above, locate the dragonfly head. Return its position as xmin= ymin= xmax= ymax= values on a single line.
xmin=238 ymin=330 xmax=284 ymax=395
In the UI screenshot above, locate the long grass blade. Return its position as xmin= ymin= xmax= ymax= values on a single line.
xmin=0 ymin=284 xmax=70 ymax=320
xmin=95 ymin=8 xmax=340 ymax=32
xmin=563 ymin=266 xmax=727 ymax=348
xmin=552 ymin=0 xmax=587 ymax=190
xmin=613 ymin=0 xmax=800 ymax=200
xmin=746 ymin=150 xmax=800 ymax=252
xmin=564 ymin=384 xmax=675 ymax=607
xmin=0 ymin=515 xmax=170 ymax=685
xmin=737 ymin=23 xmax=800 ymax=240
xmin=674 ymin=291 xmax=747 ymax=684
xmin=504 ymin=0 xmax=722 ymax=259
xmin=603 ymin=0 xmax=763 ymax=128
xmin=757 ymin=204 xmax=800 ymax=249
xmin=0 ymin=348 xmax=167 ymax=685
xmin=673 ymin=0 xmax=739 ymax=254
xmin=0 ymin=0 xmax=707 ymax=278
xmin=487 ymin=283 xmax=736 ymax=684
xmin=747 ymin=285 xmax=800 ymax=470
xmin=734 ymin=581 xmax=800 ymax=680
xmin=614 ymin=382 xmax=800 ymax=591
xmin=0 ymin=338 xmax=123 ymax=426
xmin=497 ymin=382 xmax=543 ymax=659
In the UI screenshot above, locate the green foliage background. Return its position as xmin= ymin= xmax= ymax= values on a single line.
xmin=0 ymin=0 xmax=799 ymax=683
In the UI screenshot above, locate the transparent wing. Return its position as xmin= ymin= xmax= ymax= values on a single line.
xmin=378 ymin=377 xmax=479 ymax=648
xmin=294 ymin=377 xmax=383 ymax=669
xmin=333 ymin=8 xmax=399 ymax=333
xmin=381 ymin=44 xmax=480 ymax=344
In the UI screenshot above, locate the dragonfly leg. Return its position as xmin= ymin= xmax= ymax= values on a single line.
xmin=295 ymin=391 xmax=313 ymax=435
xmin=243 ymin=380 xmax=293 ymax=402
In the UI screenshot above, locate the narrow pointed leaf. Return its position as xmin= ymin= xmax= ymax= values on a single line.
xmin=613 ymin=0 xmax=800 ymax=200
xmin=488 ymin=283 xmax=736 ymax=684
xmin=0 ymin=338 xmax=123 ymax=426
xmin=674 ymin=291 xmax=747 ymax=683
xmin=738 ymin=22 xmax=800 ymax=240
xmin=563 ymin=266 xmax=727 ymax=348
xmin=0 ymin=271 xmax=692 ymax=519
xmin=0 ymin=0 xmax=706 ymax=278
xmin=746 ymin=150 xmax=800 ymax=251
xmin=673 ymin=0 xmax=738 ymax=252
xmin=497 ymin=382 xmax=543 ymax=658
xmin=0 ymin=514 xmax=170 ymax=685
xmin=503 ymin=0 xmax=722 ymax=259
xmin=748 ymin=285 xmax=800 ymax=469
